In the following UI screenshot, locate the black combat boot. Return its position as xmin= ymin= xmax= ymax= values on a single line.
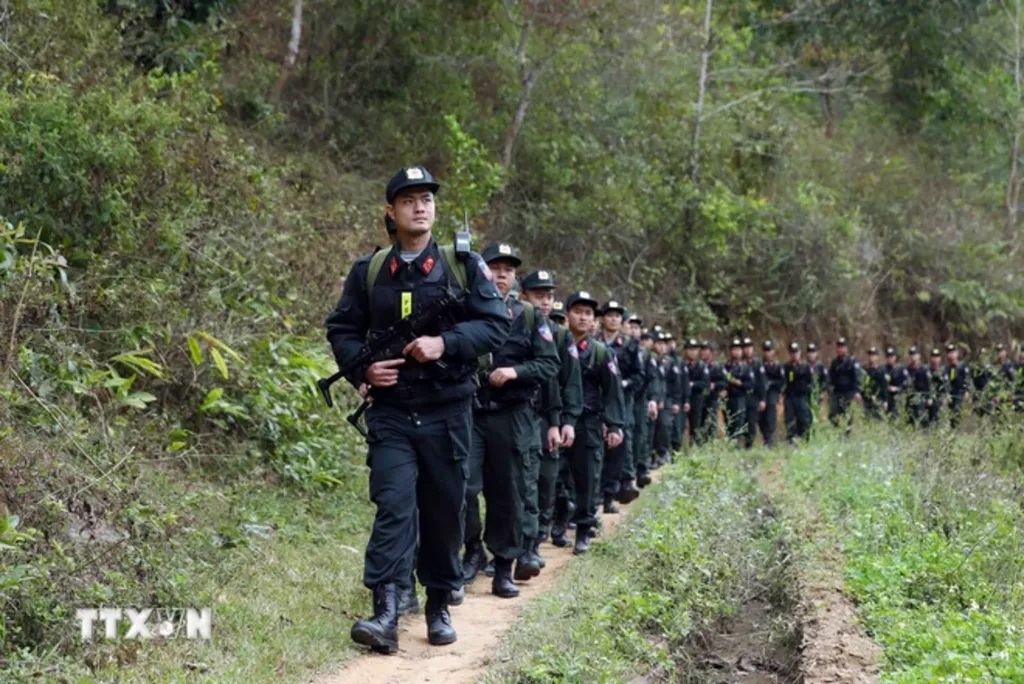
xmin=603 ymin=494 xmax=620 ymax=514
xmin=483 ymin=558 xmax=496 ymax=577
xmin=573 ymin=526 xmax=591 ymax=555
xmin=637 ymin=472 xmax=652 ymax=488
xmin=425 ymin=588 xmax=457 ymax=646
xmin=531 ymin=536 xmax=546 ymax=569
xmin=550 ymin=508 xmax=571 ymax=548
xmin=514 ymin=537 xmax=541 ymax=581
xmin=491 ymin=557 xmax=520 ymax=598
xmin=461 ymin=542 xmax=488 ymax=584
xmin=396 ymin=584 xmax=419 ymax=616
xmin=448 ymin=585 xmax=465 ymax=606
xmin=616 ymin=480 xmax=641 ymax=504
xmin=350 ymin=583 xmax=399 ymax=654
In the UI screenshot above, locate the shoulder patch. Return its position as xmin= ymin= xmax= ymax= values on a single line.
xmin=478 ymin=259 xmax=493 ymax=281
xmin=568 ymin=343 xmax=579 ymax=359
xmin=608 ymin=358 xmax=619 ymax=375
xmin=538 ymin=322 xmax=554 ymax=343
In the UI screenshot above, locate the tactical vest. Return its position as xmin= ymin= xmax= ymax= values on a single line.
xmin=366 ymin=246 xmax=471 ymax=393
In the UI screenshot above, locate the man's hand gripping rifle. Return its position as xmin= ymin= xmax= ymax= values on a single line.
xmin=317 ymin=290 xmax=465 ymax=435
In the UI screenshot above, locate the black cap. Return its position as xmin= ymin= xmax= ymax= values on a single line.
xmin=837 ymin=337 xmax=849 ymax=346
xmin=867 ymin=346 xmax=879 ymax=355
xmin=652 ymin=325 xmax=664 ymax=334
xmin=996 ymin=343 xmax=1006 ymax=351
xmin=549 ymin=301 xmax=566 ymax=321
xmin=385 ymin=166 xmax=440 ymax=204
xmin=521 ymin=269 xmax=556 ymax=291
xmin=807 ymin=343 xmax=819 ymax=352
xmin=945 ymin=343 xmax=957 ymax=353
xmin=742 ymin=337 xmax=753 ymax=346
xmin=885 ymin=347 xmax=897 ymax=357
xmin=930 ymin=348 xmax=941 ymax=357
xmin=762 ymin=340 xmax=775 ymax=352
xmin=730 ymin=338 xmax=743 ymax=349
xmin=565 ymin=290 xmax=599 ymax=312
xmin=601 ymin=300 xmax=626 ymax=316
xmin=788 ymin=342 xmax=800 ymax=353
xmin=627 ymin=312 xmax=642 ymax=324
xmin=700 ymin=340 xmax=710 ymax=349
xmin=706 ymin=341 xmax=718 ymax=351
xmin=684 ymin=338 xmax=700 ymax=349
xmin=640 ymin=328 xmax=653 ymax=340
xmin=481 ymin=242 xmax=522 ymax=267
xmin=909 ymin=345 xmax=920 ymax=355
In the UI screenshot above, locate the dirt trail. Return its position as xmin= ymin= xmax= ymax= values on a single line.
xmin=757 ymin=460 xmax=881 ymax=684
xmin=310 ymin=496 xmax=642 ymax=684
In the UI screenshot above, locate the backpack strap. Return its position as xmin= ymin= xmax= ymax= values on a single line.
xmin=366 ymin=243 xmax=468 ymax=292
xmin=521 ymin=300 xmax=536 ymax=330
xmin=439 ymin=244 xmax=468 ymax=291
xmin=366 ymin=247 xmax=390 ymax=292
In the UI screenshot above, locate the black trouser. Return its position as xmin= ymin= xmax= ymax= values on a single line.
xmin=566 ymin=412 xmax=604 ymax=532
xmin=702 ymin=395 xmax=720 ymax=442
xmin=364 ymin=400 xmax=470 ymax=592
xmin=605 ymin=394 xmax=634 ymax=493
xmin=744 ymin=394 xmax=758 ymax=448
xmin=758 ymin=393 xmax=780 ymax=446
xmin=465 ymin=404 xmax=533 ymax=561
xmin=886 ymin=393 xmax=901 ymax=420
xmin=907 ymin=396 xmax=928 ymax=428
xmin=725 ymin=394 xmax=747 ymax=445
xmin=536 ymin=416 xmax=561 ymax=539
xmin=784 ymin=393 xmax=811 ymax=441
xmin=630 ymin=394 xmax=648 ymax=479
xmin=949 ymin=395 xmax=965 ymax=428
xmin=671 ymin=407 xmax=684 ymax=451
xmin=829 ymin=393 xmax=855 ymax=433
xmin=687 ymin=394 xmax=705 ymax=445
xmin=652 ymin=406 xmax=673 ymax=459
xmin=864 ymin=398 xmax=883 ymax=420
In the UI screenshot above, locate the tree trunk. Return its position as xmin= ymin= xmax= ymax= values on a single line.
xmin=501 ymin=18 xmax=538 ymax=171
xmin=684 ymin=0 xmax=714 ymax=236
xmin=1008 ymin=0 xmax=1023 ymax=236
xmin=269 ymin=0 xmax=304 ymax=103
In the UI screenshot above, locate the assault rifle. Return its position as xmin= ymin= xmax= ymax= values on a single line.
xmin=317 ymin=290 xmax=465 ymax=435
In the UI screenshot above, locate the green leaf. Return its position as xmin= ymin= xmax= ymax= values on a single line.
xmin=200 ymin=387 xmax=224 ymax=412
xmin=210 ymin=347 xmax=228 ymax=380
xmin=168 ymin=441 xmax=188 ymax=452
xmin=187 ymin=335 xmax=203 ymax=365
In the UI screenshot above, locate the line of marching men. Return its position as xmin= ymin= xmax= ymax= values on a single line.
xmin=413 ymin=242 xmax=1024 ymax=613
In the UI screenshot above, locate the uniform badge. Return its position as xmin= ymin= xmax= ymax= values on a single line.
xmin=538 ymin=323 xmax=554 ymax=343
xmin=498 ymin=244 xmax=512 ymax=255
xmin=538 ymin=270 xmax=550 ymax=280
xmin=406 ymin=167 xmax=424 ymax=180
xmin=608 ymin=358 xmax=619 ymax=375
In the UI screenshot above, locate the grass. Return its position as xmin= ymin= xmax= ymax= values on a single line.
xmin=2 ymin=434 xmax=377 ymax=683
xmin=483 ymin=443 xmax=784 ymax=684
xmin=780 ymin=423 xmax=1024 ymax=682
